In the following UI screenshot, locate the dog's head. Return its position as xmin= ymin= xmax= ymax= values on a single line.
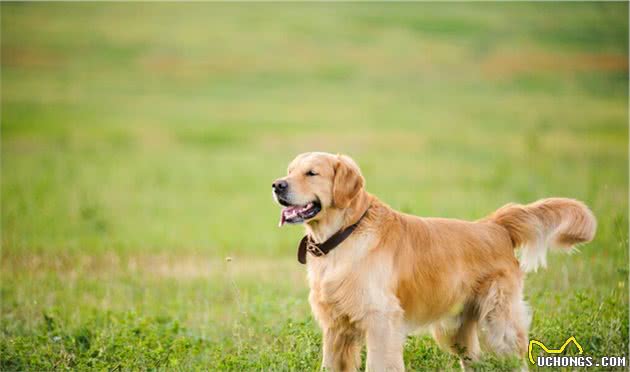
xmin=272 ymin=152 xmax=364 ymax=226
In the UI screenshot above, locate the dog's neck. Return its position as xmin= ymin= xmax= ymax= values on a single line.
xmin=305 ymin=191 xmax=371 ymax=243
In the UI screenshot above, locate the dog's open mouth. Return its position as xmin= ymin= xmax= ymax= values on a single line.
xmin=279 ymin=200 xmax=322 ymax=226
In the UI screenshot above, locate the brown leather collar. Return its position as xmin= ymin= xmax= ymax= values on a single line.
xmin=297 ymin=207 xmax=370 ymax=264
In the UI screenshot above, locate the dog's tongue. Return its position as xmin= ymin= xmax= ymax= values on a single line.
xmin=279 ymin=203 xmax=314 ymax=227
xmin=279 ymin=206 xmax=300 ymax=227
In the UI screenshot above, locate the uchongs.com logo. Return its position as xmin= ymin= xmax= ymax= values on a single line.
xmin=528 ymin=336 xmax=627 ymax=368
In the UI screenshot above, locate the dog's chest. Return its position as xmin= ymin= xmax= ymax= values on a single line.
xmin=306 ymin=234 xmax=393 ymax=324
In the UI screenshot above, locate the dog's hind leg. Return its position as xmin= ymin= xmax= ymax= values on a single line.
xmin=432 ymin=305 xmax=481 ymax=371
xmin=477 ymin=274 xmax=531 ymax=368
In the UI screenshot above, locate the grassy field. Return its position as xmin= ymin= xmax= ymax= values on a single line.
xmin=1 ymin=3 xmax=628 ymax=370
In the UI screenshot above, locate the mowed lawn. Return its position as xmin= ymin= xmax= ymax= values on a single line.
xmin=1 ymin=3 xmax=628 ymax=370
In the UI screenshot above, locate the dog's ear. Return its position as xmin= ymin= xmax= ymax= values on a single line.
xmin=333 ymin=154 xmax=364 ymax=208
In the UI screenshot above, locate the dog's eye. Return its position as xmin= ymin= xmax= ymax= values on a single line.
xmin=306 ymin=170 xmax=318 ymax=177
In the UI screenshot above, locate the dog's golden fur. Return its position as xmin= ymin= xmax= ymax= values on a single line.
xmin=274 ymin=152 xmax=596 ymax=371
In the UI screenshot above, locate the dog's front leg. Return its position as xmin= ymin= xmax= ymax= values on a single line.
xmin=365 ymin=311 xmax=405 ymax=372
xmin=321 ymin=324 xmax=363 ymax=372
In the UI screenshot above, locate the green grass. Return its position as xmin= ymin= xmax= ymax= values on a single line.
xmin=1 ymin=3 xmax=628 ymax=370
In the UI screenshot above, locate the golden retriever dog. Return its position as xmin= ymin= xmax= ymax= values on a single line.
xmin=272 ymin=152 xmax=596 ymax=371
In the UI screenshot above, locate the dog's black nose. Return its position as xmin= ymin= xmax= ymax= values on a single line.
xmin=272 ymin=180 xmax=288 ymax=192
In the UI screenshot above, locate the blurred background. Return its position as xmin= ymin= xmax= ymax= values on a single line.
xmin=2 ymin=3 xmax=628 ymax=370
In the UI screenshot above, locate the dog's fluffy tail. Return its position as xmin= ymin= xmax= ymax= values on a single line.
xmin=488 ymin=198 xmax=596 ymax=272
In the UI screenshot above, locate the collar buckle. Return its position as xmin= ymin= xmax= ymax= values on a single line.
xmin=306 ymin=240 xmax=325 ymax=257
